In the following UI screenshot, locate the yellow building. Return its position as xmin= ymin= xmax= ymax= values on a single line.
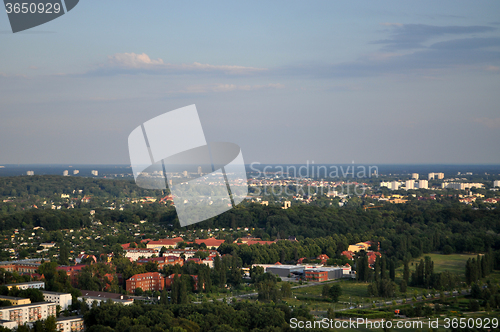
xmin=0 ymin=296 xmax=31 ymax=306
xmin=347 ymin=242 xmax=371 ymax=253
xmin=389 ymin=198 xmax=408 ymax=204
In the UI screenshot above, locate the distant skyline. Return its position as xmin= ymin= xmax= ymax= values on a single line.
xmin=1 ymin=1 xmax=499 ymax=165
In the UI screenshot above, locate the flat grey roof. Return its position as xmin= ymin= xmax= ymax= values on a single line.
xmin=42 ymin=291 xmax=71 ymax=295
xmin=4 ymin=281 xmax=44 ymax=286
xmin=0 ymin=302 xmax=53 ymax=309
xmin=79 ymin=296 xmax=132 ymax=303
xmin=0 ymin=295 xmax=28 ymax=300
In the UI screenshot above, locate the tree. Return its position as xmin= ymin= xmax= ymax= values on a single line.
xmin=469 ymin=299 xmax=480 ymax=311
xmin=44 ymin=315 xmax=58 ymax=332
xmin=160 ymin=288 xmax=168 ymax=305
xmin=328 ymin=284 xmax=342 ymax=303
xmin=134 ymin=287 xmax=143 ymax=296
xmin=144 ymin=261 xmax=159 ymax=272
xmin=193 ymin=250 xmax=209 ymax=260
xmin=16 ymin=289 xmax=44 ymax=303
xmin=471 ymin=283 xmax=482 ymax=299
xmin=281 ymin=282 xmax=292 ymax=298
xmin=356 ymin=255 xmax=370 ymax=282
xmin=59 ymin=245 xmax=70 ymax=265
xmin=179 ymin=277 xmax=188 ymax=304
xmin=327 ymin=308 xmax=335 ymax=320
xmin=374 ymin=258 xmax=380 ymax=282
xmin=399 ymin=280 xmax=407 ymax=294
xmin=389 ymin=259 xmax=395 ymax=281
xmin=19 ymin=249 xmax=29 ymax=259
xmin=171 ymin=274 xmax=179 ymax=304
xmin=322 ymin=284 xmax=330 ymax=297
xmin=380 ymin=257 xmax=387 ymax=280
xmin=403 ymin=260 xmax=410 ymax=284
xmin=442 ymin=245 xmax=453 ymax=255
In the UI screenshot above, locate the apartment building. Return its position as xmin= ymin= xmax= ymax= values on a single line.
xmin=4 ymin=281 xmax=45 ymax=291
xmin=137 ymin=256 xmax=184 ymax=269
xmin=56 ymin=315 xmax=84 ymax=332
xmin=418 ymin=180 xmax=428 ymax=189
xmin=0 ymin=259 xmax=42 ymax=274
xmin=124 ymin=248 xmax=159 ymax=261
xmin=78 ymin=295 xmax=133 ymax=307
xmin=405 ymin=180 xmax=415 ymax=190
xmin=126 ymin=272 xmax=164 ymax=293
xmin=146 ymin=237 xmax=184 ymax=249
xmin=42 ymin=291 xmax=72 ymax=310
xmin=444 ymin=182 xmax=485 ymax=190
xmin=0 ymin=302 xmax=56 ymax=328
xmin=0 ymin=296 xmax=31 ymax=306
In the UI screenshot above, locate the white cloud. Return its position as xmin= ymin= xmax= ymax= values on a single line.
xmin=106 ymin=52 xmax=266 ymax=75
xmin=108 ymin=53 xmax=164 ymax=68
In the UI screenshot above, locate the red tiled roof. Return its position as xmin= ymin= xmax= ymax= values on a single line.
xmin=147 ymin=237 xmax=184 ymax=247
xmin=192 ymin=237 xmax=225 ymax=247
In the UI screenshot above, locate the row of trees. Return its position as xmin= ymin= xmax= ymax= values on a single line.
xmin=465 ymin=251 xmax=495 ymax=285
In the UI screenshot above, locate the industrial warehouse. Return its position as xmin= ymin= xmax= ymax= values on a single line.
xmin=255 ymin=264 xmax=354 ymax=281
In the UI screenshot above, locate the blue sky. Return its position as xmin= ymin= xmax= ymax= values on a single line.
xmin=1 ymin=1 xmax=499 ymax=164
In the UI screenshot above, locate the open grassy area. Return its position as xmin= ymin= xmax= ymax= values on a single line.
xmin=271 ymin=253 xmax=498 ymax=320
xmin=396 ymin=253 xmax=476 ymax=280
xmin=290 ymin=280 xmax=427 ymax=303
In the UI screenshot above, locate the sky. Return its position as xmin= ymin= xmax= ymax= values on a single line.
xmin=0 ymin=1 xmax=499 ymax=165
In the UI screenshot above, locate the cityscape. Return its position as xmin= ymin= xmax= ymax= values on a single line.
xmin=1 ymin=0 xmax=500 ymax=331
xmin=0 ymin=165 xmax=497 ymax=330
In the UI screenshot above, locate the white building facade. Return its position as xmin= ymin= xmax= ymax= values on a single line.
xmin=42 ymin=291 xmax=72 ymax=310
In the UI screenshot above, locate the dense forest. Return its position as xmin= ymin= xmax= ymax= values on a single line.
xmin=0 ymin=175 xmax=163 ymax=199
xmin=2 ymin=199 xmax=499 ymax=260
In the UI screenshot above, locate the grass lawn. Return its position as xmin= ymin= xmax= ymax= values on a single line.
xmin=272 ymin=253 xmax=497 ymax=318
xmin=396 ymin=253 xmax=477 ymax=281
xmin=290 ymin=280 xmax=372 ymax=301
xmin=290 ymin=280 xmax=407 ymax=306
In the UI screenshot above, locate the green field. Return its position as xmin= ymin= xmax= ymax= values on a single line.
xmin=397 ymin=253 xmax=477 ymax=280
xmin=268 ymin=253 xmax=496 ymax=317
xmin=284 ymin=253 xmax=480 ymax=310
